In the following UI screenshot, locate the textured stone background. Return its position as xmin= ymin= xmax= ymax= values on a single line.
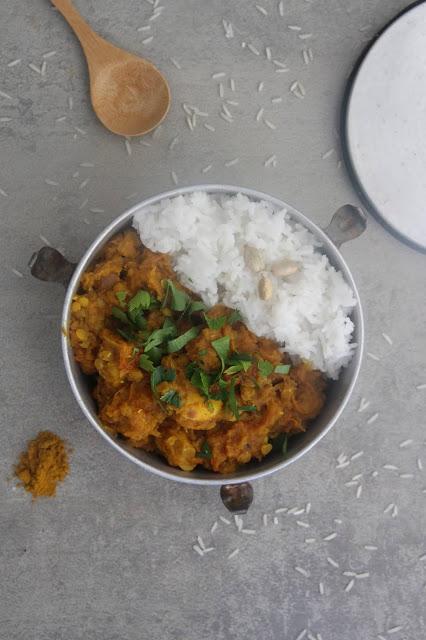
xmin=1 ymin=1 xmax=425 ymax=639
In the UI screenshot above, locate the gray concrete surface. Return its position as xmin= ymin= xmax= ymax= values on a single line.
xmin=1 ymin=1 xmax=425 ymax=639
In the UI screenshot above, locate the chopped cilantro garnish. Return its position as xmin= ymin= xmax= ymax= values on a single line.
xmin=187 ymin=300 xmax=206 ymax=315
xmin=211 ymin=336 xmax=230 ymax=373
xmin=167 ymin=326 xmax=201 ymax=353
xmin=128 ymin=290 xmax=151 ymax=313
xmin=115 ymin=290 xmax=127 ymax=306
xmin=144 ymin=319 xmax=177 ymax=353
xmin=150 ymin=366 xmax=176 ymax=395
xmin=224 ymin=353 xmax=253 ymax=375
xmin=257 ymin=359 xmax=274 ymax=377
xmin=162 ymin=279 xmax=189 ymax=311
xmin=239 ymin=405 xmax=257 ymax=413
xmin=117 ymin=327 xmax=136 ymax=342
xmin=198 ymin=348 xmax=208 ymax=357
xmin=272 ymin=433 xmax=289 ymax=457
xmin=189 ymin=366 xmax=212 ymax=399
xmin=274 ymin=364 xmax=291 ymax=375
xmin=227 ymin=378 xmax=239 ymax=419
xmin=159 ymin=389 xmax=181 ymax=407
xmin=197 ymin=441 xmax=212 ymax=459
xmin=203 ymin=314 xmax=228 ymax=330
xmin=111 ymin=306 xmax=130 ymax=324
xmin=139 ymin=354 xmax=155 ymax=373
xmin=203 ymin=309 xmax=243 ymax=330
xmin=223 ymin=363 xmax=245 ymax=376
xmin=228 ymin=309 xmax=243 ymax=325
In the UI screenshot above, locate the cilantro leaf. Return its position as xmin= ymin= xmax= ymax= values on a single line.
xmin=167 ymin=326 xmax=201 ymax=353
xmin=115 ymin=290 xmax=127 ymax=306
xmin=139 ymin=354 xmax=155 ymax=373
xmin=128 ymin=290 xmax=151 ymax=313
xmin=197 ymin=441 xmax=212 ymax=459
xmin=272 ymin=433 xmax=289 ymax=457
xmin=228 ymin=309 xmax=243 ymax=325
xmin=203 ymin=314 xmax=228 ymax=330
xmin=227 ymin=378 xmax=239 ymax=419
xmin=257 ymin=359 xmax=274 ymax=377
xmin=144 ymin=319 xmax=177 ymax=353
xmin=190 ymin=366 xmax=212 ymax=398
xmin=111 ymin=306 xmax=130 ymax=324
xmin=238 ymin=405 xmax=257 ymax=413
xmin=274 ymin=364 xmax=291 ymax=375
xmin=187 ymin=300 xmax=206 ymax=315
xmin=211 ymin=336 xmax=230 ymax=373
xmin=162 ymin=279 xmax=189 ymax=311
xmin=150 ymin=366 xmax=176 ymax=395
xmin=159 ymin=389 xmax=181 ymax=407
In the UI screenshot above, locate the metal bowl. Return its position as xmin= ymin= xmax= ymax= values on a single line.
xmin=31 ymin=185 xmax=366 ymax=512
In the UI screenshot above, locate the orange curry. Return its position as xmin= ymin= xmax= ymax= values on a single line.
xmin=69 ymin=230 xmax=326 ymax=473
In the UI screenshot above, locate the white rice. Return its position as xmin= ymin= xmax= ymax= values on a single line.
xmin=133 ymin=192 xmax=357 ymax=379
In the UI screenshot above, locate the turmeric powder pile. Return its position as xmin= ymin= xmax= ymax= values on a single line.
xmin=15 ymin=431 xmax=69 ymax=499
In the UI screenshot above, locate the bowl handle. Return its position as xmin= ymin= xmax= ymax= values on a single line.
xmin=220 ymin=482 xmax=254 ymax=514
xmin=29 ymin=247 xmax=77 ymax=287
xmin=323 ymin=205 xmax=367 ymax=248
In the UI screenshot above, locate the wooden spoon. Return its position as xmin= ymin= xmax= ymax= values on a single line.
xmin=51 ymin=0 xmax=170 ymax=136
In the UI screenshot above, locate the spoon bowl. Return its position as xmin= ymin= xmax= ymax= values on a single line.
xmin=51 ymin=0 xmax=170 ymax=137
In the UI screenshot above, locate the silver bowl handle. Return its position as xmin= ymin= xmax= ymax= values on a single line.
xmin=323 ymin=205 xmax=367 ymax=248
xmin=220 ymin=483 xmax=254 ymax=514
xmin=29 ymin=247 xmax=76 ymax=287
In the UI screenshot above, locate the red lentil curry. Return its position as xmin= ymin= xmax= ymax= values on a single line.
xmin=69 ymin=230 xmax=326 ymax=473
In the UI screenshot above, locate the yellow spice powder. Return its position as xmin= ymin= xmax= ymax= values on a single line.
xmin=15 ymin=431 xmax=69 ymax=499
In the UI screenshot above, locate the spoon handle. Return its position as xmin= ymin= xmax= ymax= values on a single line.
xmin=50 ymin=0 xmax=101 ymax=58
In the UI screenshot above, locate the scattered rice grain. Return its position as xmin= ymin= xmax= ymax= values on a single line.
xmin=324 ymin=532 xmax=337 ymax=541
xmin=204 ymin=123 xmax=215 ymax=132
xmin=367 ymin=352 xmax=380 ymax=361
xmin=256 ymin=5 xmax=268 ymax=15
xmin=399 ymin=439 xmax=413 ymax=448
xmin=367 ymin=413 xmax=379 ymax=425
xmin=11 ymin=268 xmax=23 ymax=278
xmin=295 ymin=566 xmax=310 ymax=577
xmin=202 ymin=164 xmax=213 ymax=174
xmin=7 ymin=59 xmax=21 ymax=67
xmin=219 ymin=516 xmax=230 ymax=525
xmin=322 ymin=148 xmax=335 ymax=160
xmin=170 ymin=57 xmax=181 ymax=69
xmin=327 ymin=556 xmax=339 ymax=568
xmin=225 ymin=158 xmax=239 ymax=167
xmin=264 ymin=119 xmax=276 ymax=130
xmin=344 ymin=579 xmax=355 ymax=592
xmin=228 ymin=548 xmax=239 ymax=559
xmin=319 ymin=582 xmax=325 ymax=595
xmin=28 ymin=63 xmax=41 ymax=74
xmin=193 ymin=544 xmax=204 ymax=557
xmin=171 ymin=171 xmax=178 ymax=185
xmin=248 ymin=44 xmax=260 ymax=56
xmin=382 ymin=332 xmax=393 ymax=345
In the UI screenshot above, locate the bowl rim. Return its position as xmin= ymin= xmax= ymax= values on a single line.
xmin=62 ymin=184 xmax=364 ymax=485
